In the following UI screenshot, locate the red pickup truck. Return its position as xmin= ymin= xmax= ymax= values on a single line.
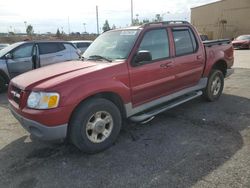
xmin=8 ymin=21 xmax=234 ymax=153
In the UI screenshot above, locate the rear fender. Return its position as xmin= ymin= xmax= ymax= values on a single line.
xmin=203 ymin=44 xmax=234 ymax=77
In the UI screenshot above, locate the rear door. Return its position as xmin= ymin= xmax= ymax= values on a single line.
xmin=38 ymin=42 xmax=67 ymax=66
xmin=129 ymin=28 xmax=176 ymax=106
xmin=171 ymin=27 xmax=205 ymax=90
xmin=64 ymin=43 xmax=80 ymax=60
xmin=7 ymin=43 xmax=34 ymax=78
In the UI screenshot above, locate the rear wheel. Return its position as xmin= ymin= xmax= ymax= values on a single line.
xmin=69 ymin=98 xmax=122 ymax=153
xmin=0 ymin=75 xmax=7 ymax=93
xmin=203 ymin=69 xmax=224 ymax=102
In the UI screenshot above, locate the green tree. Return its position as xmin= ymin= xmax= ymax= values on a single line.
xmin=102 ymin=20 xmax=111 ymax=32
xmin=132 ymin=18 xmax=150 ymax=26
xmin=141 ymin=19 xmax=150 ymax=24
xmin=56 ymin=28 xmax=61 ymax=37
xmin=8 ymin=31 xmax=15 ymax=36
xmin=26 ymin=24 xmax=34 ymax=35
xmin=154 ymin=14 xmax=163 ymax=22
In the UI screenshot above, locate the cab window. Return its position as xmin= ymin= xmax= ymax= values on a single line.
xmin=138 ymin=29 xmax=170 ymax=61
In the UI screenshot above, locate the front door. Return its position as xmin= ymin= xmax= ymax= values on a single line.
xmin=129 ymin=28 xmax=176 ymax=107
xmin=7 ymin=43 xmax=34 ymax=78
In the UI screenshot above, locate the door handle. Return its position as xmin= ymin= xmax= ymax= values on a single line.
xmin=160 ymin=62 xmax=173 ymax=68
xmin=196 ymin=55 xmax=202 ymax=60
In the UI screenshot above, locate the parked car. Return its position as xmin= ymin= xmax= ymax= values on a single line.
xmin=0 ymin=43 xmax=9 ymax=50
xmin=200 ymin=34 xmax=209 ymax=41
xmin=70 ymin=40 xmax=92 ymax=54
xmin=0 ymin=41 xmax=80 ymax=92
xmin=8 ymin=21 xmax=234 ymax=153
xmin=232 ymin=35 xmax=250 ymax=49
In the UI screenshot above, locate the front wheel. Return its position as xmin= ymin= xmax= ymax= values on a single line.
xmin=69 ymin=98 xmax=122 ymax=153
xmin=203 ymin=69 xmax=224 ymax=102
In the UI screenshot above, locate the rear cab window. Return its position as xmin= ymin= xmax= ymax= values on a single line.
xmin=172 ymin=27 xmax=198 ymax=56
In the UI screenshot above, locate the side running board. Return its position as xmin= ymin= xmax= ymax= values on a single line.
xmin=130 ymin=91 xmax=202 ymax=123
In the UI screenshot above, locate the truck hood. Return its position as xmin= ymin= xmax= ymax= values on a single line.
xmin=11 ymin=60 xmax=112 ymax=90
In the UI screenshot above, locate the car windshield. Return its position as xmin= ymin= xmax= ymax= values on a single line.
xmin=236 ymin=35 xmax=250 ymax=40
xmin=0 ymin=42 xmax=24 ymax=58
xmin=83 ymin=30 xmax=139 ymax=61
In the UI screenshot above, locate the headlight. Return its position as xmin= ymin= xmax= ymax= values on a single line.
xmin=27 ymin=92 xmax=60 ymax=109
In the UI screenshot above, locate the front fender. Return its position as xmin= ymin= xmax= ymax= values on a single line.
xmin=59 ymin=77 xmax=131 ymax=108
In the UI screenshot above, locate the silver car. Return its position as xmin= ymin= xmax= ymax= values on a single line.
xmin=70 ymin=40 xmax=92 ymax=54
xmin=0 ymin=43 xmax=9 ymax=50
xmin=0 ymin=41 xmax=80 ymax=92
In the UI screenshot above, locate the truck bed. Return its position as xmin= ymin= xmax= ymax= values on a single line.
xmin=203 ymin=39 xmax=231 ymax=47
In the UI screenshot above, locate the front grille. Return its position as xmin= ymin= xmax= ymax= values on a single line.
xmin=233 ymin=43 xmax=241 ymax=47
xmin=10 ymin=85 xmax=22 ymax=105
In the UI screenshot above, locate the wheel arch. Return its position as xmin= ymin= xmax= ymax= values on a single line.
xmin=211 ymin=60 xmax=227 ymax=77
xmin=0 ymin=70 xmax=10 ymax=84
xmin=67 ymin=91 xmax=126 ymax=139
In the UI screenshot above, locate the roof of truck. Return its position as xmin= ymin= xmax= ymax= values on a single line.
xmin=111 ymin=21 xmax=191 ymax=32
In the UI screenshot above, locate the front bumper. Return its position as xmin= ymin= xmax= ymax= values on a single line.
xmin=226 ymin=68 xmax=234 ymax=78
xmin=233 ymin=43 xmax=249 ymax=49
xmin=10 ymin=105 xmax=68 ymax=141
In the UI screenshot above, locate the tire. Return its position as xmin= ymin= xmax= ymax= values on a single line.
xmin=0 ymin=75 xmax=7 ymax=93
xmin=203 ymin=69 xmax=224 ymax=102
xmin=69 ymin=98 xmax=122 ymax=153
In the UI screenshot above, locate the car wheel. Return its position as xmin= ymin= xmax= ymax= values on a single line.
xmin=203 ymin=69 xmax=224 ymax=102
xmin=0 ymin=75 xmax=7 ymax=93
xmin=69 ymin=98 xmax=122 ymax=153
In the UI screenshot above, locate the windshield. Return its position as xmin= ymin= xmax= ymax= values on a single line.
xmin=236 ymin=35 xmax=250 ymax=40
xmin=0 ymin=42 xmax=24 ymax=58
xmin=83 ymin=30 xmax=139 ymax=61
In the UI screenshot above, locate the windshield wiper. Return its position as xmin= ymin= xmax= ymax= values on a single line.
xmin=88 ymin=55 xmax=112 ymax=62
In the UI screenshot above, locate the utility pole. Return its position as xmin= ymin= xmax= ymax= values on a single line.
xmin=131 ymin=0 xmax=134 ymax=25
xmin=96 ymin=6 xmax=99 ymax=34
xmin=68 ymin=16 xmax=70 ymax=35
xmin=24 ymin=21 xmax=27 ymax=33
xmin=83 ymin=23 xmax=86 ymax=33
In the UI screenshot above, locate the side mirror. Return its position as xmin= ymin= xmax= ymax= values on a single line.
xmin=134 ymin=50 xmax=152 ymax=65
xmin=5 ymin=53 xmax=13 ymax=60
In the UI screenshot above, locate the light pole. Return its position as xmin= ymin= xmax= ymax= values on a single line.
xmin=24 ymin=21 xmax=27 ymax=33
xmin=96 ymin=5 xmax=99 ymax=34
xmin=83 ymin=23 xmax=86 ymax=33
xmin=131 ymin=0 xmax=134 ymax=25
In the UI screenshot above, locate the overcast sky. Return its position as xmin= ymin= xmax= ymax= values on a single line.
xmin=0 ymin=0 xmax=218 ymax=34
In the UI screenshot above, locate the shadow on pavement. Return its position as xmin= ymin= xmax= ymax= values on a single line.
xmin=0 ymin=93 xmax=249 ymax=188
